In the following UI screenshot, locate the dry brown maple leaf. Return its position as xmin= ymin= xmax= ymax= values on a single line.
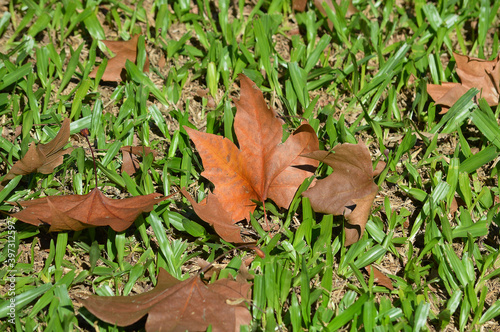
xmin=365 ymin=265 xmax=394 ymax=290
xmin=90 ymin=35 xmax=150 ymax=82
xmin=10 ymin=188 xmax=166 ymax=232
xmin=302 ymin=143 xmax=379 ymax=246
xmin=183 ymin=74 xmax=319 ymax=239
xmin=427 ymin=53 xmax=500 ymax=113
xmin=81 ymin=268 xmax=252 ymax=332
xmin=1 ymin=118 xmax=72 ymax=185
xmin=120 ymin=146 xmax=157 ymax=176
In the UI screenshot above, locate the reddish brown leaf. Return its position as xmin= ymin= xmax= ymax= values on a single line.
xmin=302 ymin=143 xmax=379 ymax=246
xmin=90 ymin=35 xmax=150 ymax=82
xmin=120 ymin=146 xmax=157 ymax=176
xmin=158 ymin=52 xmax=166 ymax=68
xmin=1 ymin=118 xmax=72 ymax=185
xmin=180 ymin=188 xmax=244 ymax=243
xmin=427 ymin=53 xmax=500 ymax=113
xmin=184 ymin=74 xmax=319 ymax=240
xmin=449 ymin=196 xmax=459 ymax=216
xmin=81 ymin=268 xmax=252 ymax=332
xmin=10 ymin=188 xmax=165 ymax=232
xmin=247 ymin=246 xmax=266 ymax=259
xmin=194 ymin=258 xmax=220 ymax=279
xmin=121 ymin=150 xmax=136 ymax=175
xmin=292 ymin=0 xmax=307 ymax=11
xmin=373 ymin=160 xmax=386 ymax=177
xmin=365 ymin=265 xmax=394 ymax=290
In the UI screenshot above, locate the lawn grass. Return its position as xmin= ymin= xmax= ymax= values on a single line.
xmin=1 ymin=0 xmax=500 ymax=331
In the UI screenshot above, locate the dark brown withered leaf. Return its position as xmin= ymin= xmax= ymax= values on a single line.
xmin=1 ymin=118 xmax=72 ymax=186
xmin=10 ymin=188 xmax=166 ymax=232
xmin=82 ymin=268 xmax=252 ymax=332
xmin=302 ymin=143 xmax=379 ymax=246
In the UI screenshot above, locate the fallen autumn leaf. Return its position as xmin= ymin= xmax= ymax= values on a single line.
xmin=180 ymin=188 xmax=244 ymax=243
xmin=184 ymin=74 xmax=319 ymax=240
xmin=1 ymin=118 xmax=72 ymax=186
xmin=427 ymin=52 xmax=500 ymax=113
xmin=120 ymin=145 xmax=157 ymax=176
xmin=365 ymin=265 xmax=394 ymax=290
xmin=82 ymin=268 xmax=252 ymax=332
xmin=10 ymin=188 xmax=166 ymax=232
xmin=90 ymin=34 xmax=150 ymax=82
xmin=302 ymin=142 xmax=379 ymax=246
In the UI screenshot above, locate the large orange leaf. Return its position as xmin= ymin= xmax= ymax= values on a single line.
xmin=1 ymin=118 xmax=72 ymax=186
xmin=10 ymin=188 xmax=166 ymax=232
xmin=82 ymin=268 xmax=252 ymax=332
xmin=184 ymin=74 xmax=319 ymax=239
xmin=302 ymin=143 xmax=379 ymax=246
xmin=427 ymin=53 xmax=500 ymax=113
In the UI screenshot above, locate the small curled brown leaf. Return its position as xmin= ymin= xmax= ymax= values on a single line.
xmin=90 ymin=35 xmax=150 ymax=82
xmin=365 ymin=265 xmax=394 ymax=290
xmin=1 ymin=119 xmax=72 ymax=187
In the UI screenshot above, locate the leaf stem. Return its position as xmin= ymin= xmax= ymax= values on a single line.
xmin=80 ymin=129 xmax=98 ymax=189
xmin=262 ymin=200 xmax=269 ymax=230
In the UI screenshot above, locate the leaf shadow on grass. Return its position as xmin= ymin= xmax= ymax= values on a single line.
xmin=78 ymin=306 xmax=147 ymax=332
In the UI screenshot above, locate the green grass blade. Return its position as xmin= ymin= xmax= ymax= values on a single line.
xmin=0 ymin=283 xmax=52 ymax=318
xmin=327 ymin=293 xmax=368 ymax=330
xmin=430 ymin=88 xmax=478 ymax=134
xmin=471 ymin=100 xmax=500 ymax=148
